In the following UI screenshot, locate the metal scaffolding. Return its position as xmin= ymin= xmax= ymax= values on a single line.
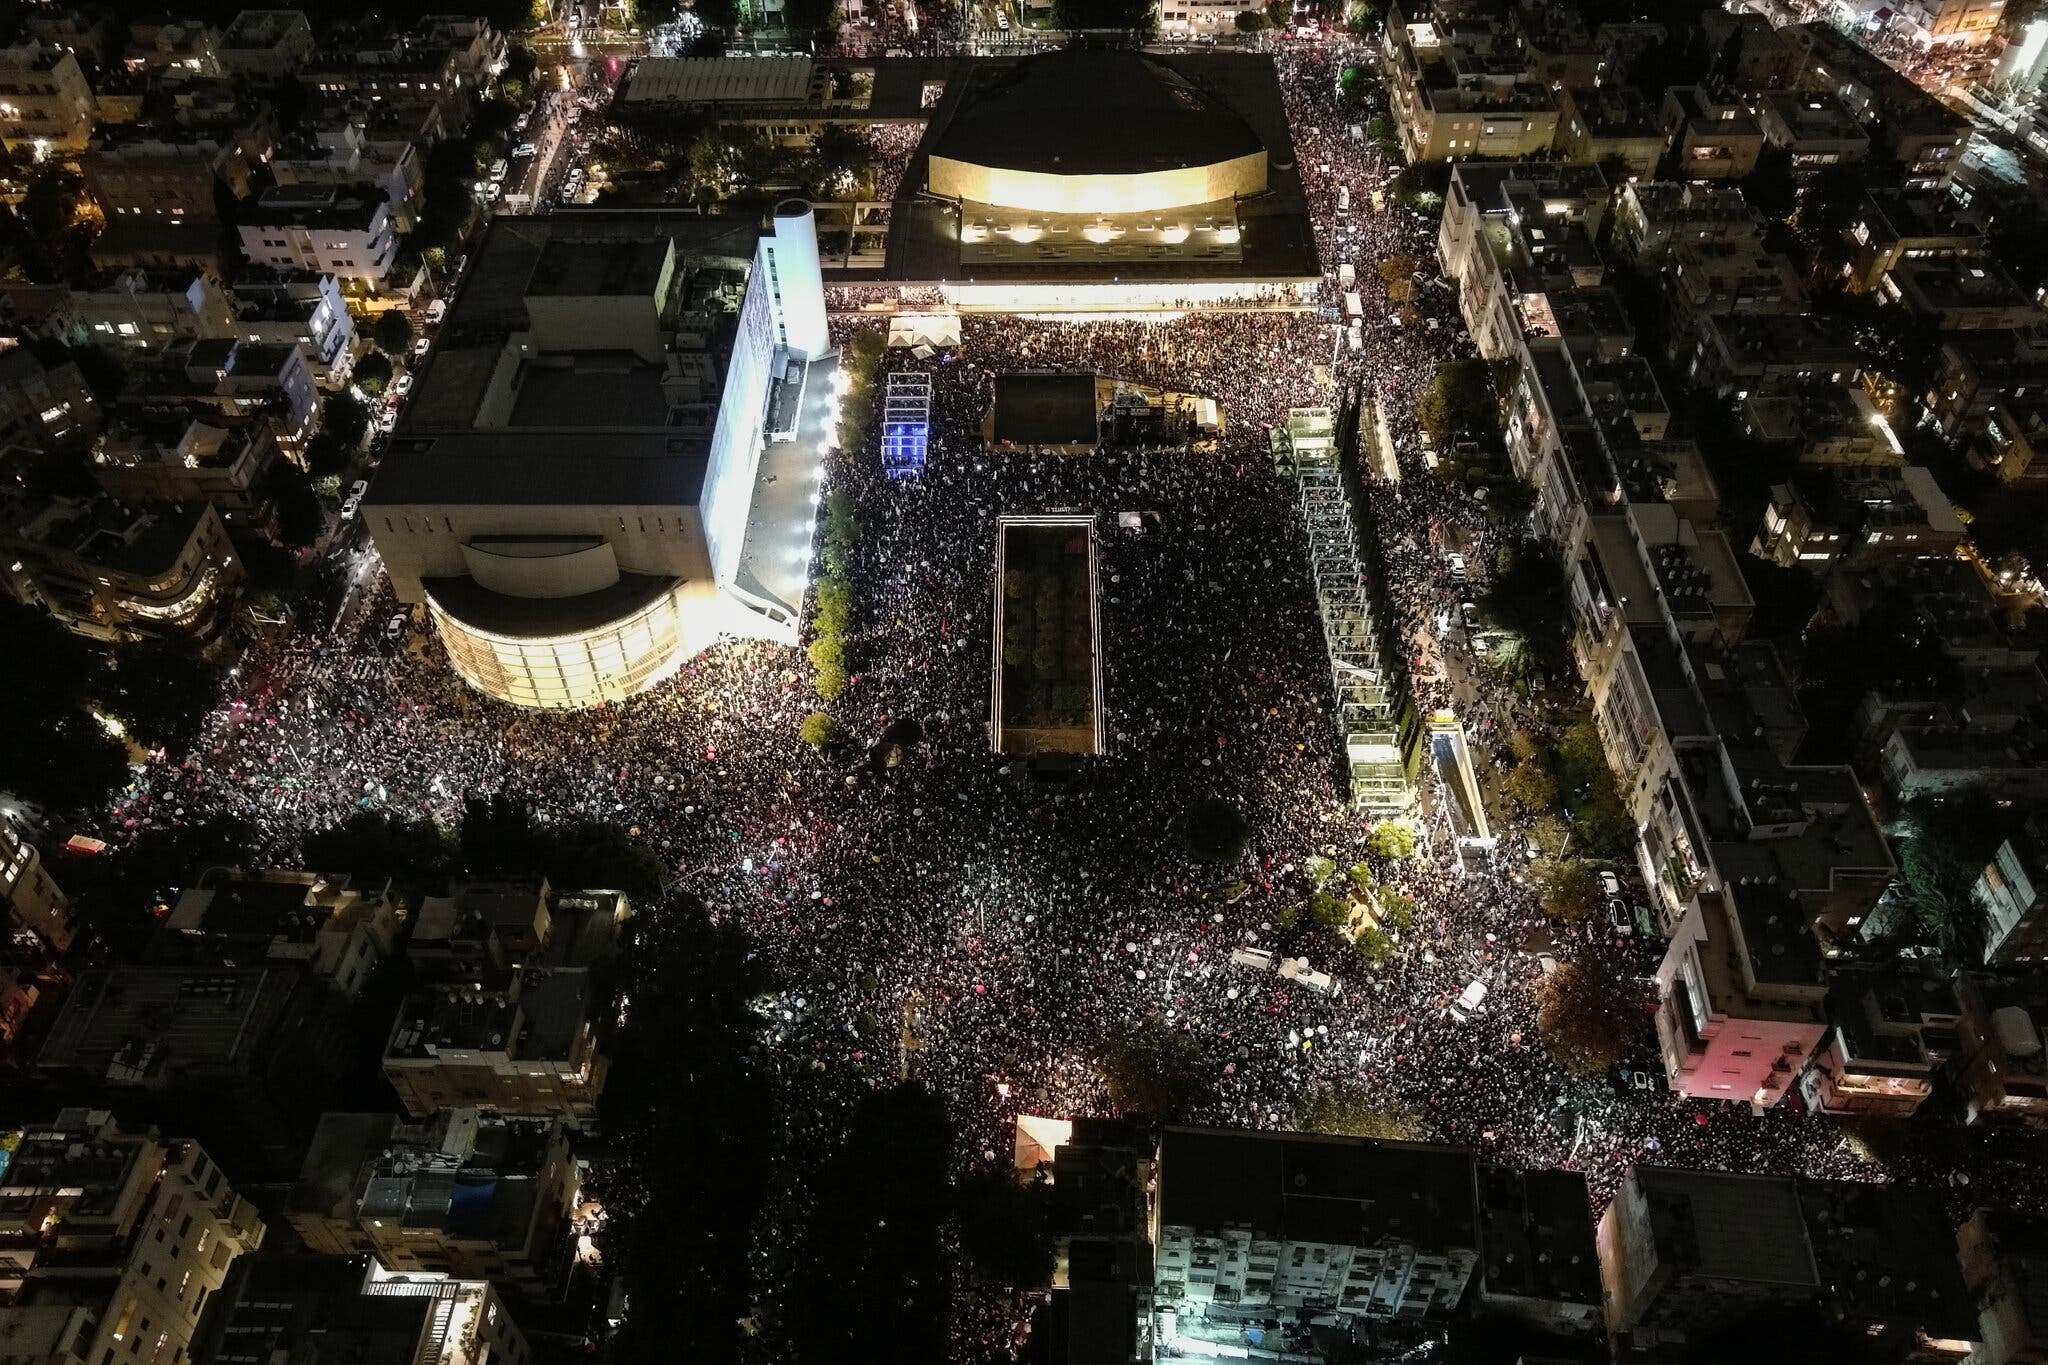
xmin=1275 ymin=407 xmax=1413 ymax=813
xmin=881 ymin=371 xmax=932 ymax=478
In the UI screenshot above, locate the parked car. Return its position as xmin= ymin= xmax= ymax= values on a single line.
xmin=391 ymin=372 xmax=414 ymax=397
xmin=1598 ymin=870 xmax=1622 ymax=897
xmin=488 ymin=159 xmax=509 ymax=182
xmin=1471 ymin=636 xmax=1491 ymax=659
xmin=1449 ymin=979 xmax=1488 ymax=1021
xmin=1606 ymin=898 xmax=1634 ymax=939
xmin=1459 ymin=601 xmax=1481 ymax=631
xmin=512 ymin=142 xmax=538 ymax=158
xmin=1445 ymin=552 xmax=1467 ymax=583
xmin=385 ymin=614 xmax=406 ymax=641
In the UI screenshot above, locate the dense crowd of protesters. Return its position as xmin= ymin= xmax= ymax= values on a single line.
xmin=102 ymin=34 xmax=2048 ymax=1362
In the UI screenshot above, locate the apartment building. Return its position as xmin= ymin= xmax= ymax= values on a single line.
xmin=0 ymin=494 xmax=243 ymax=642
xmin=1957 ymin=1210 xmax=2048 ymax=1365
xmin=1779 ymin=23 xmax=1971 ymax=188
xmin=1845 ymin=188 xmax=1985 ymax=294
xmin=1676 ymin=310 xmax=1860 ymax=396
xmin=1896 ymin=0 xmax=2006 ymax=46
xmin=0 ymin=1110 xmax=266 ymax=1365
xmin=1795 ymin=970 xmax=1958 ymax=1118
xmin=1470 ymin=1165 xmax=1603 ymax=1335
xmin=1928 ymin=328 xmax=2048 ymax=443
xmin=191 ymin=1255 xmax=530 ymax=1365
xmin=288 ymin=1108 xmax=577 ymax=1297
xmin=270 ymin=122 xmax=424 ymax=231
xmin=1556 ymin=85 xmax=1664 ymax=181
xmin=225 ymin=270 xmax=356 ymax=388
xmin=1438 ymin=161 xmax=1611 ymax=363
xmin=1741 ymin=381 xmax=1900 ymax=467
xmin=238 ymin=184 xmax=400 ymax=289
xmin=118 ymin=337 xmax=320 ymax=446
xmin=1385 ymin=7 xmax=1560 ymax=162
xmin=0 ymin=43 xmax=97 ymax=154
xmin=1755 ymin=90 xmax=1871 ymax=173
xmin=123 ymin=19 xmax=223 ymax=77
xmin=89 ymin=414 xmax=280 ymax=520
xmin=81 ymin=140 xmax=243 ymax=224
xmin=1981 ymin=395 xmax=2048 ymax=484
xmin=1974 ymin=821 xmax=2048 ymax=969
xmin=383 ymin=881 xmax=620 ymax=1120
xmin=1751 ymin=467 xmax=1965 ymax=572
xmin=1885 ymin=258 xmax=2045 ymax=331
xmin=1953 ymin=976 xmax=2048 ymax=1125
xmin=1042 ymin=1118 xmax=1154 ymax=1365
xmin=1658 ymin=86 xmax=1765 ymax=181
xmin=1612 ymin=181 xmax=1759 ymax=264
xmin=383 ymin=976 xmax=609 ymax=1121
xmin=218 ymin=9 xmax=316 ymax=82
xmin=301 ymin=42 xmax=474 ymax=132
xmin=0 ymin=342 xmax=99 ymax=454
xmin=1154 ymin=1126 xmax=1482 ymax=1346
xmin=0 ymin=811 xmax=72 ymax=954
xmin=64 ymin=270 xmax=237 ymax=352
xmin=155 ymin=869 xmax=401 ymax=999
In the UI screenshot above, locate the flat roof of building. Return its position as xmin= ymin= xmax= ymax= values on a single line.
xmin=621 ymin=54 xmax=815 ymax=105
xmin=929 ymin=49 xmax=1262 ymax=179
xmin=1159 ymin=1126 xmax=1477 ymax=1252
xmin=368 ymin=211 xmax=762 ymax=512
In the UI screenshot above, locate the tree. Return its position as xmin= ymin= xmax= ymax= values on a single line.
xmin=94 ymin=640 xmax=224 ymax=758
xmin=1053 ymin=0 xmax=1156 ymax=33
xmin=1504 ymin=759 xmax=1559 ymax=814
xmin=1179 ymin=797 xmax=1250 ymax=864
xmin=1534 ymin=858 xmax=1602 ymax=923
xmin=1294 ymin=1084 xmax=1425 ymax=1139
xmin=813 ymin=660 xmax=848 ymax=700
xmin=265 ymin=464 xmax=325 ymax=548
xmin=373 ymin=309 xmax=414 ymax=356
xmin=1537 ymin=946 xmax=1650 ymax=1075
xmin=1092 ymin=1018 xmax=1207 ymax=1119
xmin=800 ymin=711 xmax=840 ymax=748
xmin=0 ymin=598 xmax=131 ymax=815
xmin=56 ymin=813 xmax=257 ymax=956
xmin=536 ymin=817 xmax=667 ymax=902
xmin=783 ymin=1082 xmax=953 ymax=1362
xmin=1888 ymin=789 xmax=2013 ymax=959
xmin=460 ymin=790 xmax=534 ymax=877
xmin=303 ymin=431 xmax=352 ymax=478
xmin=783 ymin=0 xmax=843 ymax=46
xmin=300 ymin=810 xmax=460 ymax=889
xmin=1234 ymin=7 xmax=1267 ymax=28
xmin=1416 ymin=358 xmax=1502 ymax=448
xmin=955 ymin=1169 xmax=1056 ymax=1291
xmin=1482 ymin=537 xmax=1567 ymax=667
xmin=354 ymin=351 xmax=394 ymax=397
xmin=323 ymin=389 xmax=371 ymax=447
xmin=1367 ymin=820 xmax=1417 ymax=860
xmin=807 ymin=636 xmax=845 ymax=673
xmin=1353 ymin=923 xmax=1394 ymax=966
xmin=806 ymin=124 xmax=873 ymax=198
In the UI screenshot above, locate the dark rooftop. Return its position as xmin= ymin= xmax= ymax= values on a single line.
xmin=991 ymin=370 xmax=1099 ymax=447
xmin=1159 ymin=1126 xmax=1478 ymax=1253
xmin=929 ymin=49 xmax=1262 ymax=178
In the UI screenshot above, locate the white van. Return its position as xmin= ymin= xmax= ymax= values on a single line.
xmin=489 ymin=159 xmax=509 ymax=183
xmin=1449 ymin=979 xmax=1488 ymax=1021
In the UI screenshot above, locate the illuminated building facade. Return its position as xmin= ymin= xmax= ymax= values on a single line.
xmin=0 ymin=1111 xmax=266 ymax=1365
xmin=0 ymin=492 xmax=244 ymax=642
xmin=884 ymin=49 xmax=1320 ymax=311
xmin=367 ymin=205 xmax=831 ymax=710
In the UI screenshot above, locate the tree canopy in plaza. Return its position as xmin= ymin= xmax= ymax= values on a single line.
xmin=1537 ymin=945 xmax=1650 ymax=1076
xmin=1180 ymin=797 xmax=1250 ymax=864
xmin=1093 ymin=1017 xmax=1209 ymax=1120
xmin=300 ymin=810 xmax=460 ymax=891
xmin=1416 ymin=358 xmax=1503 ymax=449
xmin=1534 ymin=858 xmax=1602 ymax=924
xmin=1293 ymin=1084 xmax=1426 ymax=1139
xmin=0 ymin=598 xmax=131 ymax=815
xmin=95 ymin=640 xmax=224 ymax=759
